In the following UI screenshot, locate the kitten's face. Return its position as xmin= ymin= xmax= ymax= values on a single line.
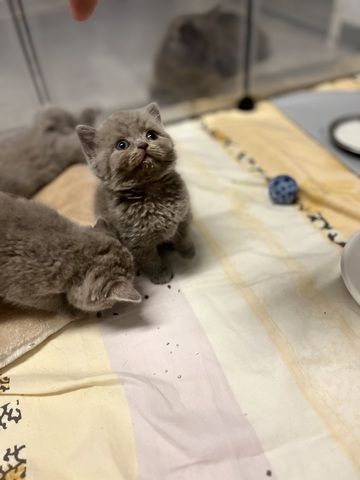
xmin=160 ymin=7 xmax=241 ymax=75
xmin=67 ymin=232 xmax=141 ymax=312
xmin=76 ymin=103 xmax=175 ymax=190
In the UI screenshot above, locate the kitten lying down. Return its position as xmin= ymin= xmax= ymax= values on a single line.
xmin=0 ymin=106 xmax=97 ymax=198
xmin=0 ymin=192 xmax=141 ymax=316
xmin=77 ymin=103 xmax=195 ymax=284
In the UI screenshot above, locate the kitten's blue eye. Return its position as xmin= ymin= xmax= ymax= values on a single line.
xmin=115 ymin=139 xmax=129 ymax=150
xmin=146 ymin=130 xmax=158 ymax=141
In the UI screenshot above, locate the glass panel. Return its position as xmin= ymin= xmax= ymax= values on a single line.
xmin=252 ymin=0 xmax=360 ymax=98
xmin=22 ymin=0 xmax=249 ymax=120
xmin=3 ymin=0 xmax=359 ymax=130
xmin=0 ymin=1 xmax=39 ymax=132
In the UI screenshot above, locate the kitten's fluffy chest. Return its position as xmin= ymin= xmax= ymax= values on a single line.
xmin=102 ymin=174 xmax=189 ymax=245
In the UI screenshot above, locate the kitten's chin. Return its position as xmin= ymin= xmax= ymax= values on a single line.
xmin=134 ymin=151 xmax=175 ymax=176
xmin=116 ymin=167 xmax=173 ymax=190
xmin=143 ymin=157 xmax=154 ymax=168
xmin=109 ymin=152 xmax=176 ymax=190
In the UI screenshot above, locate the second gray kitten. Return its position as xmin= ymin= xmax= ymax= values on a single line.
xmin=151 ymin=4 xmax=270 ymax=104
xmin=77 ymin=103 xmax=195 ymax=284
xmin=0 ymin=192 xmax=141 ymax=316
xmin=0 ymin=106 xmax=97 ymax=198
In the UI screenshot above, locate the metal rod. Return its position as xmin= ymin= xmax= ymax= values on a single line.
xmin=6 ymin=0 xmax=45 ymax=104
xmin=243 ymin=0 xmax=253 ymax=96
xmin=16 ymin=0 xmax=51 ymax=103
xmin=237 ymin=0 xmax=255 ymax=110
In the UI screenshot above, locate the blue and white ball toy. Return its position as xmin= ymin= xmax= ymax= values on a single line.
xmin=269 ymin=175 xmax=299 ymax=205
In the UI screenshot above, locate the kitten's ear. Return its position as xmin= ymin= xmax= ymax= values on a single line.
xmin=67 ymin=279 xmax=141 ymax=312
xmin=93 ymin=217 xmax=117 ymax=239
xmin=145 ymin=103 xmax=161 ymax=123
xmin=76 ymin=125 xmax=97 ymax=159
xmin=179 ymin=20 xmax=201 ymax=43
xmin=93 ymin=217 xmax=110 ymax=233
xmin=109 ymin=281 xmax=142 ymax=304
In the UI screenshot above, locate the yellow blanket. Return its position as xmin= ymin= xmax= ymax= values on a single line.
xmin=0 ymin=165 xmax=98 ymax=370
xmin=203 ymin=79 xmax=360 ymax=240
xmin=1 ymin=115 xmax=360 ymax=479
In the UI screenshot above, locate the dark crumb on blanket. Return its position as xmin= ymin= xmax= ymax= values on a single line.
xmin=144 ymin=295 xmax=149 ymax=300
xmin=170 ymin=351 xmax=173 ymax=354
xmin=195 ymin=352 xmax=199 ymax=355
xmin=165 ymin=370 xmax=168 ymax=373
xmin=113 ymin=312 xmax=119 ymax=316
xmin=177 ymin=375 xmax=182 ymax=379
xmin=167 ymin=285 xmax=171 ymax=289
xmin=176 ymin=344 xmax=179 ymax=347
xmin=266 ymin=470 xmax=272 ymax=477
xmin=96 ymin=312 xmax=102 ymax=318
xmin=178 ymin=289 xmax=180 ymax=293
xmin=166 ymin=342 xmax=170 ymax=345
xmin=324 ymin=311 xmax=326 ymax=315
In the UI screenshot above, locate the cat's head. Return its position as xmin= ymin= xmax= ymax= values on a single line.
xmin=34 ymin=106 xmax=98 ymax=136
xmin=67 ymin=221 xmax=141 ymax=312
xmin=34 ymin=107 xmax=78 ymax=135
xmin=76 ymin=103 xmax=176 ymax=190
xmin=158 ymin=6 xmax=242 ymax=76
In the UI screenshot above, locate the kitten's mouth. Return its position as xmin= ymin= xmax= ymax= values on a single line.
xmin=133 ymin=150 xmax=173 ymax=171
xmin=143 ymin=156 xmax=154 ymax=168
xmin=131 ymin=154 xmax=155 ymax=173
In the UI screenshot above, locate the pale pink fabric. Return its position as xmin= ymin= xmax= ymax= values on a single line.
xmin=101 ymin=278 xmax=274 ymax=480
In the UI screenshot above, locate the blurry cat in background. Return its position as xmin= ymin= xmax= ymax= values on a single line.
xmin=151 ymin=4 xmax=270 ymax=103
xmin=0 ymin=106 xmax=98 ymax=198
xmin=0 ymin=192 xmax=140 ymax=316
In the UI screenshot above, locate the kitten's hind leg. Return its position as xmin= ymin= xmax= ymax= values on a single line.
xmin=172 ymin=219 xmax=195 ymax=259
xmin=136 ymin=247 xmax=173 ymax=285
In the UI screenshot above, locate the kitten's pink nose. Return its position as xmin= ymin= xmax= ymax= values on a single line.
xmin=137 ymin=142 xmax=148 ymax=150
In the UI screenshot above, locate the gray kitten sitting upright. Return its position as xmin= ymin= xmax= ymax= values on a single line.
xmin=0 ymin=192 xmax=141 ymax=315
xmin=77 ymin=103 xmax=195 ymax=284
xmin=0 ymin=106 xmax=97 ymax=198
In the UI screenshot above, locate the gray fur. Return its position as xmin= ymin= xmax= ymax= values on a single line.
xmin=151 ymin=5 xmax=270 ymax=103
xmin=0 ymin=192 xmax=141 ymax=316
xmin=77 ymin=103 xmax=195 ymax=285
xmin=0 ymin=106 xmax=98 ymax=198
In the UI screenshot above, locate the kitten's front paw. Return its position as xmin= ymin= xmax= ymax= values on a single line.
xmin=149 ymin=266 xmax=173 ymax=285
xmin=178 ymin=243 xmax=195 ymax=259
